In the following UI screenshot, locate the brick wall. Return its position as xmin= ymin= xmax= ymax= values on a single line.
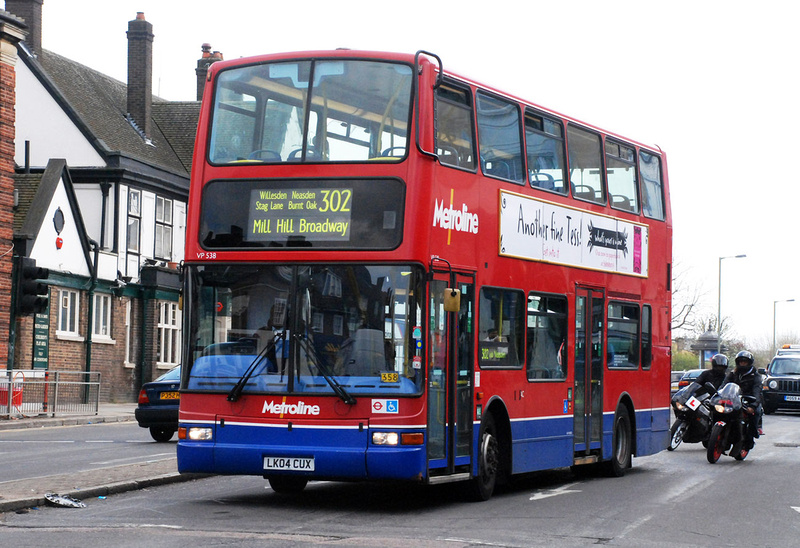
xmin=126 ymin=13 xmax=153 ymax=137
xmin=15 ymin=290 xmax=146 ymax=403
xmin=0 ymin=25 xmax=22 ymax=368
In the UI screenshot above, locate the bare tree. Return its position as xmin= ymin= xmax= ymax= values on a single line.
xmin=671 ymin=260 xmax=704 ymax=333
xmin=693 ymin=314 xmax=732 ymax=339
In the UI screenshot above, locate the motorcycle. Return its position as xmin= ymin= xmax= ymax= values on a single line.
xmin=706 ymin=382 xmax=758 ymax=463
xmin=668 ymin=381 xmax=716 ymax=450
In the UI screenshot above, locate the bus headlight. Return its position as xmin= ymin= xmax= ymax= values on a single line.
xmin=371 ymin=432 xmax=424 ymax=445
xmin=372 ymin=432 xmax=399 ymax=445
xmin=179 ymin=426 xmax=213 ymax=441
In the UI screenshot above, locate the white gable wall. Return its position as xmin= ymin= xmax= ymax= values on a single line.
xmin=73 ymin=184 xmax=105 ymax=246
xmin=15 ymin=61 xmax=105 ymax=168
xmin=31 ymin=177 xmax=90 ymax=277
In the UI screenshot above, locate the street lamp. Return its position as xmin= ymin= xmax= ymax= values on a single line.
xmin=717 ymin=254 xmax=746 ymax=353
xmin=773 ymin=298 xmax=795 ymax=356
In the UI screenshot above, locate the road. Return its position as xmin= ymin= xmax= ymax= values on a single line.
xmin=1 ymin=415 xmax=800 ymax=546
xmin=0 ymin=422 xmax=175 ymax=481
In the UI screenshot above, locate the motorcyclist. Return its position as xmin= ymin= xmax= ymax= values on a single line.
xmin=695 ymin=353 xmax=729 ymax=393
xmin=723 ymin=350 xmax=763 ymax=445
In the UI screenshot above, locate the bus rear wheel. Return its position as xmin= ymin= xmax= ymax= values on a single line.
xmin=268 ymin=476 xmax=308 ymax=494
xmin=468 ymin=414 xmax=499 ymax=501
xmin=603 ymin=406 xmax=632 ymax=477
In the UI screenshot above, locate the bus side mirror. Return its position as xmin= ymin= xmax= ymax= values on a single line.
xmin=444 ymin=288 xmax=460 ymax=312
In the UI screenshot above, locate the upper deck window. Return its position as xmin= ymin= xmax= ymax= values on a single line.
xmin=605 ymin=140 xmax=639 ymax=213
xmin=435 ymin=83 xmax=476 ymax=170
xmin=208 ymin=60 xmax=413 ymax=164
xmin=525 ymin=111 xmax=567 ymax=194
xmin=638 ymin=150 xmax=665 ymax=220
xmin=477 ymin=92 xmax=524 ymax=183
xmin=567 ymin=126 xmax=605 ymax=204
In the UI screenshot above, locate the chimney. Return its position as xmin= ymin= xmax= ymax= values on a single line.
xmin=195 ymin=43 xmax=223 ymax=101
xmin=126 ymin=12 xmax=153 ymax=137
xmin=5 ymin=0 xmax=42 ymax=57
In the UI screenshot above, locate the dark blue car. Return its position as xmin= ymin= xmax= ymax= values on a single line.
xmin=135 ymin=366 xmax=180 ymax=442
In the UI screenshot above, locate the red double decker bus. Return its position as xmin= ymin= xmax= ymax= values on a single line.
xmin=177 ymin=49 xmax=671 ymax=500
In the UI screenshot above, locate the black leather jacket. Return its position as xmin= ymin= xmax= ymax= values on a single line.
xmin=723 ymin=365 xmax=763 ymax=404
xmin=696 ymin=368 xmax=727 ymax=391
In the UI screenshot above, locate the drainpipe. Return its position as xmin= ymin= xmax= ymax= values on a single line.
xmin=85 ymin=240 xmax=100 ymax=379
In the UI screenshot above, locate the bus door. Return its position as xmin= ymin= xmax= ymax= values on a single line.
xmin=573 ymin=286 xmax=604 ymax=462
xmin=427 ymin=270 xmax=474 ymax=479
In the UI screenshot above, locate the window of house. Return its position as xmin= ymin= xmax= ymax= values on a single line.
xmin=157 ymin=300 xmax=181 ymax=367
xmin=435 ymin=82 xmax=476 ymax=170
xmin=478 ymin=287 xmax=524 ymax=369
xmin=57 ymin=289 xmax=80 ymax=336
xmin=92 ymin=293 xmax=112 ymax=339
xmin=527 ymin=293 xmax=568 ymax=380
xmin=127 ymin=189 xmax=141 ymax=253
xmin=567 ymin=126 xmax=605 ymax=204
xmin=477 ymin=92 xmax=524 ymax=183
xmin=605 ymin=140 xmax=639 ymax=213
xmin=155 ymin=196 xmax=173 ymax=259
xmin=607 ymin=302 xmax=640 ymax=369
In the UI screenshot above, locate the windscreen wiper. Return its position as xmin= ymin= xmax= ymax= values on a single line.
xmin=293 ymin=333 xmax=356 ymax=405
xmin=227 ymin=332 xmax=283 ymax=402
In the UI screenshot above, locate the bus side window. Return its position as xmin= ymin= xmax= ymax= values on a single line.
xmin=605 ymin=140 xmax=639 ymax=213
xmin=527 ymin=293 xmax=568 ymax=380
xmin=567 ymin=125 xmax=605 ymax=204
xmin=476 ymin=92 xmax=524 ymax=184
xmin=525 ymin=110 xmax=567 ymax=195
xmin=478 ymin=287 xmax=525 ymax=369
xmin=641 ymin=305 xmax=652 ymax=369
xmin=607 ymin=302 xmax=640 ymax=369
xmin=639 ymin=150 xmax=666 ymax=220
xmin=435 ymin=83 xmax=476 ymax=170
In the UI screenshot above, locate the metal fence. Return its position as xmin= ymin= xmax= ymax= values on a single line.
xmin=0 ymin=370 xmax=101 ymax=419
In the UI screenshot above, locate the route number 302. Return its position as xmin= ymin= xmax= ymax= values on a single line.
xmin=319 ymin=189 xmax=352 ymax=213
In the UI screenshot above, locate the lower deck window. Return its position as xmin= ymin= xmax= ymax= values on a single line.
xmin=527 ymin=294 xmax=568 ymax=380
xmin=478 ymin=288 xmax=524 ymax=369
xmin=607 ymin=302 xmax=640 ymax=368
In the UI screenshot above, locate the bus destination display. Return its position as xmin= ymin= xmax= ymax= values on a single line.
xmin=248 ymin=188 xmax=353 ymax=242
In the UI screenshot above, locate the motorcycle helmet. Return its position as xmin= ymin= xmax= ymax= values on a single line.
xmin=735 ymin=350 xmax=754 ymax=368
xmin=710 ymin=353 xmax=728 ymax=370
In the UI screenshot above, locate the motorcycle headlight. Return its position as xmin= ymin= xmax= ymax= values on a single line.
xmin=714 ymin=404 xmax=728 ymax=414
xmin=675 ymin=402 xmax=686 ymax=412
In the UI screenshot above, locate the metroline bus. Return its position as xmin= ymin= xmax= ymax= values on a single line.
xmin=176 ymin=49 xmax=672 ymax=500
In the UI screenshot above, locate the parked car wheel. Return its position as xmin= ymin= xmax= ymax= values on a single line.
xmin=150 ymin=426 xmax=176 ymax=442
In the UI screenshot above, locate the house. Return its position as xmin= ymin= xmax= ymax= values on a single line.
xmin=8 ymin=1 xmax=219 ymax=401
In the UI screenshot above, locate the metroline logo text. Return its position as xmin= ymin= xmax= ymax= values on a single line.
xmin=433 ymin=198 xmax=479 ymax=234
xmin=262 ymin=400 xmax=320 ymax=416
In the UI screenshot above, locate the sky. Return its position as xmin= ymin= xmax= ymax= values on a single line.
xmin=17 ymin=0 xmax=800 ymax=349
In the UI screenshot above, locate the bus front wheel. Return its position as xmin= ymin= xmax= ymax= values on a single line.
xmin=268 ymin=476 xmax=308 ymax=494
xmin=468 ymin=414 xmax=499 ymax=501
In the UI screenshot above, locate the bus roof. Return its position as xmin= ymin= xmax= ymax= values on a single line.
xmin=204 ymin=49 xmax=663 ymax=155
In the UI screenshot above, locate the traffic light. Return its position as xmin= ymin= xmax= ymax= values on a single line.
xmin=16 ymin=257 xmax=50 ymax=316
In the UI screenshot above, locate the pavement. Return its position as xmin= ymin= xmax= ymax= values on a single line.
xmin=0 ymin=403 xmax=207 ymax=513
